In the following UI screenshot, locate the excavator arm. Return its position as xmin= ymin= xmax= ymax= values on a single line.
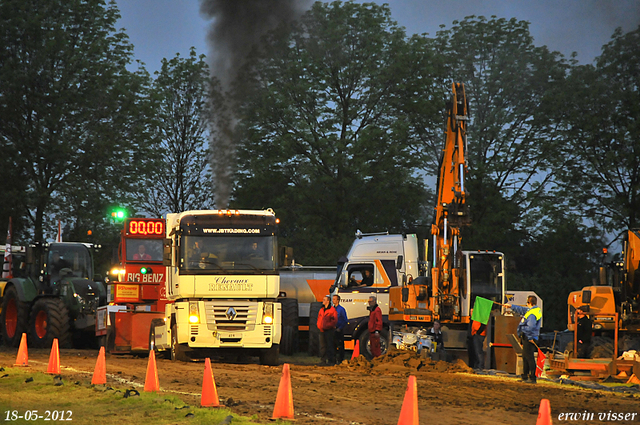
xmin=430 ymin=83 xmax=471 ymax=320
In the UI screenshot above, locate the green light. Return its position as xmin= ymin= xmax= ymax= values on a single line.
xmin=110 ymin=207 xmax=127 ymax=222
xmin=140 ymin=267 xmax=152 ymax=275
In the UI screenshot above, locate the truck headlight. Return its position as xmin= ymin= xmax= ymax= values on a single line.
xmin=189 ymin=301 xmax=200 ymax=324
xmin=263 ymin=302 xmax=273 ymax=324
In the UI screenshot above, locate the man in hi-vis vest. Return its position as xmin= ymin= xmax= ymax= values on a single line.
xmin=506 ymin=296 xmax=542 ymax=384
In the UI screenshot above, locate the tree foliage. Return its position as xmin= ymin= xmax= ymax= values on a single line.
xmin=232 ymin=1 xmax=441 ymax=263
xmin=433 ymin=16 xmax=570 ymax=251
xmin=509 ymin=214 xmax=601 ymax=331
xmin=555 ymin=26 xmax=640 ymax=239
xmin=140 ymin=48 xmax=216 ymax=216
xmin=0 ymin=0 xmax=155 ymax=242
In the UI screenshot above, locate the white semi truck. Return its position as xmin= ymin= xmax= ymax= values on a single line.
xmin=151 ymin=209 xmax=282 ymax=365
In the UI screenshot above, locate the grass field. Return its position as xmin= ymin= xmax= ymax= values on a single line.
xmin=0 ymin=367 xmax=271 ymax=425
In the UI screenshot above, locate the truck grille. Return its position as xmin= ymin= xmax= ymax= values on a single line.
xmin=205 ymin=302 xmax=257 ymax=332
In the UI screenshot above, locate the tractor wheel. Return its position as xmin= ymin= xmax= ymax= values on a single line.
xmin=29 ymin=298 xmax=71 ymax=349
xmin=1 ymin=285 xmax=30 ymax=347
xmin=308 ymin=302 xmax=322 ymax=356
xmin=279 ymin=298 xmax=299 ymax=355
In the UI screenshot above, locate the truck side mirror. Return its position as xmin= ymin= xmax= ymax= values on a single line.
xmin=163 ymin=238 xmax=172 ymax=266
xmin=582 ymin=290 xmax=592 ymax=304
xmin=396 ymin=255 xmax=403 ymax=270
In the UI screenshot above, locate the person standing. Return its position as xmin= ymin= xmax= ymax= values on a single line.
xmin=506 ymin=296 xmax=542 ymax=384
xmin=367 ymin=296 xmax=383 ymax=358
xmin=317 ymin=295 xmax=338 ymax=365
xmin=467 ymin=309 xmax=476 ymax=368
xmin=333 ymin=294 xmax=348 ymax=364
xmin=470 ymin=319 xmax=486 ymax=369
xmin=576 ymin=307 xmax=592 ymax=359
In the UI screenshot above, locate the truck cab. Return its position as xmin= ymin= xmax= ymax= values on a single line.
xmin=152 ymin=209 xmax=282 ymax=365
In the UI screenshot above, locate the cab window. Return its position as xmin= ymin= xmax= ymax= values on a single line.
xmin=345 ymin=264 xmax=375 ymax=287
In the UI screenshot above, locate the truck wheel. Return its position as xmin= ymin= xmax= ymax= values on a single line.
xmin=29 ymin=298 xmax=71 ymax=349
xmin=170 ymin=324 xmax=189 ymax=362
xmin=1 ymin=285 xmax=30 ymax=347
xmin=260 ymin=344 xmax=280 ymax=366
xmin=359 ymin=328 xmax=389 ymax=360
xmin=279 ymin=298 xmax=299 ymax=355
xmin=308 ymin=302 xmax=322 ymax=356
xmin=149 ymin=319 xmax=169 ymax=359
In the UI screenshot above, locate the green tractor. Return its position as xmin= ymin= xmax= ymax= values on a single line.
xmin=0 ymin=242 xmax=106 ymax=348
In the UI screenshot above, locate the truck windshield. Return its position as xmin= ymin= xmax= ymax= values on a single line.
xmin=126 ymin=238 xmax=163 ymax=262
xmin=468 ymin=253 xmax=504 ymax=302
xmin=180 ymin=235 xmax=277 ymax=274
xmin=47 ymin=245 xmax=92 ymax=280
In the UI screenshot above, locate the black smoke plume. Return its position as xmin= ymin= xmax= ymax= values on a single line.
xmin=199 ymin=0 xmax=311 ymax=208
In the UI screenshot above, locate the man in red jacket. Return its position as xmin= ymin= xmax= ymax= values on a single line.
xmin=317 ymin=295 xmax=338 ymax=365
xmin=367 ymin=296 xmax=383 ymax=358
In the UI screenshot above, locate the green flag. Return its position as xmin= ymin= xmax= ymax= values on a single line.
xmin=471 ymin=296 xmax=493 ymax=325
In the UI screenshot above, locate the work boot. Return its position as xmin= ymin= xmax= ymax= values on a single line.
xmin=528 ymin=377 xmax=537 ymax=384
xmin=519 ymin=375 xmax=530 ymax=383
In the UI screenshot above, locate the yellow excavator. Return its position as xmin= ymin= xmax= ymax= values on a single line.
xmin=388 ymin=83 xmax=505 ymax=350
xmin=568 ymin=229 xmax=640 ymax=357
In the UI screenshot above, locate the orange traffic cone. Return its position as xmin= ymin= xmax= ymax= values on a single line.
xmin=351 ymin=340 xmax=360 ymax=360
xmin=201 ymin=358 xmax=221 ymax=407
xmin=627 ymin=374 xmax=640 ymax=385
xmin=144 ymin=349 xmax=160 ymax=392
xmin=47 ymin=338 xmax=60 ymax=374
xmin=91 ymin=347 xmax=107 ymax=385
xmin=271 ymin=363 xmax=294 ymax=420
xmin=536 ymin=399 xmax=552 ymax=425
xmin=397 ymin=375 xmax=419 ymax=425
xmin=14 ymin=333 xmax=28 ymax=366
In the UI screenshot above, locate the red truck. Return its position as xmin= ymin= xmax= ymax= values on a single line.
xmin=96 ymin=218 xmax=170 ymax=354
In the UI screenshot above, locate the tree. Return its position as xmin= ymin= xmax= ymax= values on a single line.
xmin=231 ymin=1 xmax=441 ymax=263
xmin=433 ymin=16 xmax=570 ymax=252
xmin=554 ymin=26 xmax=640 ymax=239
xmin=140 ymin=48 xmax=216 ymax=216
xmin=509 ymin=213 xmax=601 ymax=331
xmin=0 ymin=0 xmax=155 ymax=242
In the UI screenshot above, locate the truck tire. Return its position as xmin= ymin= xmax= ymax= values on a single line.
xmin=149 ymin=319 xmax=169 ymax=359
xmin=260 ymin=344 xmax=280 ymax=366
xmin=170 ymin=324 xmax=189 ymax=362
xmin=29 ymin=298 xmax=72 ymax=349
xmin=308 ymin=302 xmax=322 ymax=356
xmin=359 ymin=328 xmax=390 ymax=360
xmin=279 ymin=298 xmax=299 ymax=355
xmin=1 ymin=285 xmax=30 ymax=347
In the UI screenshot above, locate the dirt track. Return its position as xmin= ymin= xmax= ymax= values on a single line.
xmin=1 ymin=347 xmax=639 ymax=425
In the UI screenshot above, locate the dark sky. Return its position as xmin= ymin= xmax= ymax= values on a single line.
xmin=115 ymin=0 xmax=640 ymax=73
